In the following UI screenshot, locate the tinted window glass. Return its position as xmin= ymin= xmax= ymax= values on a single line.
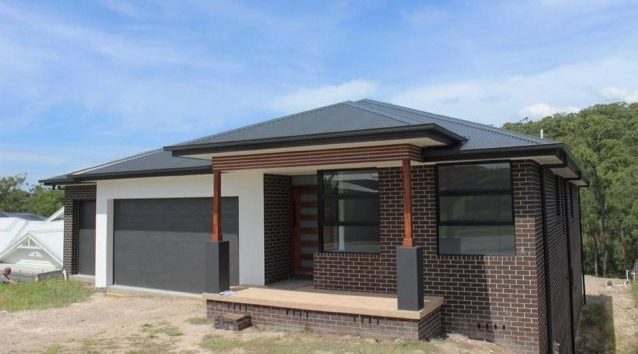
xmin=322 ymin=225 xmax=379 ymax=253
xmin=439 ymin=225 xmax=515 ymax=255
xmin=439 ymin=163 xmax=510 ymax=192
xmin=320 ymin=169 xmax=379 ymax=253
xmin=439 ymin=195 xmax=513 ymax=223
xmin=323 ymin=198 xmax=379 ymax=224
xmin=323 ymin=170 xmax=379 ymax=195
xmin=437 ymin=163 xmax=515 ymax=255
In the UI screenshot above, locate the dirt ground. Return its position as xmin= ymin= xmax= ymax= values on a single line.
xmin=0 ymin=291 xmax=510 ymax=354
xmin=2 ymin=276 xmax=636 ymax=353
xmin=578 ymin=275 xmax=638 ymax=353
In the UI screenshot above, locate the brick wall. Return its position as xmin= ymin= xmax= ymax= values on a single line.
xmin=314 ymin=161 xmax=549 ymax=353
xmin=542 ymin=169 xmax=583 ymax=354
xmin=63 ymin=184 xmax=97 ymax=273
xmin=263 ymin=174 xmax=292 ymax=284
xmin=206 ymin=300 xmax=442 ymax=340
xmin=569 ymin=183 xmax=584 ymax=328
xmin=419 ymin=161 xmax=545 ymax=353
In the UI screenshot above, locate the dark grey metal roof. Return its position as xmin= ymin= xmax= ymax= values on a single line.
xmin=41 ymin=99 xmax=567 ymax=186
xmin=167 ymin=99 xmax=553 ymax=152
xmin=354 ymin=100 xmax=553 ymax=150
xmin=40 ymin=149 xmax=211 ymax=186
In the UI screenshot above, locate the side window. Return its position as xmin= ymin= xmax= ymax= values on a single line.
xmin=437 ymin=162 xmax=515 ymax=256
xmin=319 ymin=169 xmax=379 ymax=253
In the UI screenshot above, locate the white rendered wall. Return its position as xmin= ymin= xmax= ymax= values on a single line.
xmin=94 ymin=172 xmax=265 ymax=288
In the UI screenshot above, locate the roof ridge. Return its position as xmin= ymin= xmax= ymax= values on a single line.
xmin=344 ymin=101 xmax=414 ymax=125
xmin=176 ymin=101 xmax=354 ymax=146
xmin=359 ymin=99 xmax=552 ymax=145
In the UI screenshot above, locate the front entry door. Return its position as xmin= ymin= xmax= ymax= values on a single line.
xmin=292 ymin=186 xmax=318 ymax=275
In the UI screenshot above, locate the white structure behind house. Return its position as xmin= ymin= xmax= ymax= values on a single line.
xmin=0 ymin=208 xmax=64 ymax=274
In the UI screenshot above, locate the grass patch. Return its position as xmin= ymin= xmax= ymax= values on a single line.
xmin=125 ymin=333 xmax=175 ymax=354
xmin=141 ymin=321 xmax=183 ymax=338
xmin=41 ymin=344 xmax=63 ymax=354
xmin=0 ymin=279 xmax=92 ymax=312
xmin=200 ymin=332 xmax=438 ymax=353
xmin=632 ymin=281 xmax=638 ymax=305
xmin=185 ymin=316 xmax=210 ymax=325
xmin=576 ymin=299 xmax=615 ymax=354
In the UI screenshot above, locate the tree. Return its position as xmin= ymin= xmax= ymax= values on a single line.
xmin=26 ymin=185 xmax=64 ymax=217
xmin=504 ymin=102 xmax=638 ymax=277
xmin=0 ymin=174 xmax=30 ymax=212
xmin=0 ymin=174 xmax=64 ymax=217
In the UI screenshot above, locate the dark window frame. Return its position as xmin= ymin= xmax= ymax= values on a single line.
xmin=435 ymin=161 xmax=516 ymax=256
xmin=318 ymin=168 xmax=381 ymax=254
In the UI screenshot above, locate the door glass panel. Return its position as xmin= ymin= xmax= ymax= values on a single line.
xmin=301 ymin=247 xmax=317 ymax=254
xmin=300 ymin=194 xmax=317 ymax=202
xmin=301 ymin=233 xmax=317 ymax=241
xmin=301 ymin=207 xmax=317 ymax=215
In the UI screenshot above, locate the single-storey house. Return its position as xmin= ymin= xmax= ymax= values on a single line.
xmin=42 ymin=99 xmax=585 ymax=354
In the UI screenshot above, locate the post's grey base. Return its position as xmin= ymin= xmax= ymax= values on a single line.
xmin=396 ymin=246 xmax=424 ymax=311
xmin=205 ymin=241 xmax=230 ymax=293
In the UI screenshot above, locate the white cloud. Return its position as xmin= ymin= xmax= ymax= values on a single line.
xmin=519 ymin=103 xmax=579 ymax=120
xmin=599 ymin=86 xmax=638 ymax=103
xmin=270 ymin=80 xmax=378 ymax=112
xmin=390 ymin=55 xmax=638 ymax=125
xmin=0 ymin=144 xmax=149 ymax=184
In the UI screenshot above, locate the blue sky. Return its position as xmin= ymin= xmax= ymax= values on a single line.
xmin=1 ymin=0 xmax=638 ymax=184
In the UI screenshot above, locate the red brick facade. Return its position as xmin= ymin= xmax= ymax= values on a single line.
xmin=314 ymin=160 xmax=584 ymax=353
xmin=206 ymin=300 xmax=442 ymax=340
xmin=63 ymin=184 xmax=97 ymax=274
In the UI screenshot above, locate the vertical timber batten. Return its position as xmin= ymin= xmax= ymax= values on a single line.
xmin=402 ymin=159 xmax=414 ymax=247
xmin=212 ymin=168 xmax=222 ymax=242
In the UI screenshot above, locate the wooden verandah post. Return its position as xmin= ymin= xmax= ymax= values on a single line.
xmin=206 ymin=166 xmax=230 ymax=293
xmin=396 ymin=158 xmax=424 ymax=311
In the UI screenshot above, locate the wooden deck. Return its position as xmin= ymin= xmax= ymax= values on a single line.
xmin=203 ymin=283 xmax=444 ymax=320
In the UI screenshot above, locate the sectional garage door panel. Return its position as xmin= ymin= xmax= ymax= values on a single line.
xmin=113 ymin=197 xmax=238 ymax=293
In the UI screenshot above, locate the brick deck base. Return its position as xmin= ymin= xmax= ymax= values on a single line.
xmin=206 ymin=300 xmax=442 ymax=340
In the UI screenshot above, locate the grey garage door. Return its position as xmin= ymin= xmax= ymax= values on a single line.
xmin=113 ymin=197 xmax=239 ymax=293
xmin=78 ymin=200 xmax=96 ymax=275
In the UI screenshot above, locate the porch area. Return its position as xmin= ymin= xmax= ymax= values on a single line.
xmin=204 ymin=280 xmax=444 ymax=340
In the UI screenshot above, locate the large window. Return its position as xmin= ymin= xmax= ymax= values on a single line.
xmin=437 ymin=162 xmax=515 ymax=255
xmin=319 ymin=169 xmax=379 ymax=253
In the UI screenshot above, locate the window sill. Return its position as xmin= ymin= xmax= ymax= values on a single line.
xmin=316 ymin=251 xmax=381 ymax=257
xmin=435 ymin=253 xmax=517 ymax=260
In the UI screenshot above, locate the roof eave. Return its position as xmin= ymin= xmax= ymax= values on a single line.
xmin=40 ymin=166 xmax=212 ymax=186
xmin=165 ymin=124 xmax=467 ymax=156
xmin=421 ymin=143 xmax=586 ymax=184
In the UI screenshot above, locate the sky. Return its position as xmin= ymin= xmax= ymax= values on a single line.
xmin=1 ymin=0 xmax=638 ymax=184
